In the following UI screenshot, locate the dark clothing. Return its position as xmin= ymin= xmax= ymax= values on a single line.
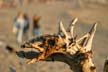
xmin=33 ymin=20 xmax=39 ymax=29
xmin=24 ymin=19 xmax=29 ymax=33
xmin=23 ymin=14 xmax=30 ymax=33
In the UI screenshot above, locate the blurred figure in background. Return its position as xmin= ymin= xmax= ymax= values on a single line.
xmin=0 ymin=0 xmax=4 ymax=8
xmin=32 ymin=15 xmax=40 ymax=37
xmin=10 ymin=0 xmax=18 ymax=8
xmin=23 ymin=13 xmax=30 ymax=40
xmin=13 ymin=12 xmax=25 ymax=45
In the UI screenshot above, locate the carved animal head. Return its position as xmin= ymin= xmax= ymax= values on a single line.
xmin=21 ymin=18 xmax=97 ymax=72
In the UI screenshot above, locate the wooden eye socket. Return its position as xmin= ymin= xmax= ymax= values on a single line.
xmin=48 ymin=39 xmax=56 ymax=46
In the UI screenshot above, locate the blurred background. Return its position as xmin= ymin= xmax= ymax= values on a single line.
xmin=0 ymin=0 xmax=108 ymax=72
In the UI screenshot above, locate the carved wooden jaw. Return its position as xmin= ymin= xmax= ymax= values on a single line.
xmin=21 ymin=18 xmax=97 ymax=72
xmin=21 ymin=35 xmax=66 ymax=64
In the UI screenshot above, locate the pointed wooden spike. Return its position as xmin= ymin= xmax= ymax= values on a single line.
xmin=59 ymin=21 xmax=70 ymax=48
xmin=67 ymin=18 xmax=78 ymax=32
xmin=85 ymin=23 xmax=97 ymax=51
xmin=71 ymin=18 xmax=78 ymax=26
xmin=58 ymin=22 xmax=61 ymax=35
xmin=70 ymin=18 xmax=78 ymax=38
xmin=59 ymin=21 xmax=68 ymax=38
xmin=89 ymin=23 xmax=97 ymax=35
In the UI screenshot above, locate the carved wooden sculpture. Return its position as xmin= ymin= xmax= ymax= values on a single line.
xmin=21 ymin=18 xmax=97 ymax=72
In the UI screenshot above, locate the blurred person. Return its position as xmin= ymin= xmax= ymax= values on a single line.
xmin=23 ymin=13 xmax=30 ymax=40
xmin=19 ymin=0 xmax=27 ymax=6
xmin=32 ymin=15 xmax=40 ymax=37
xmin=13 ymin=12 xmax=25 ymax=45
xmin=0 ymin=0 xmax=4 ymax=8
xmin=10 ymin=0 xmax=18 ymax=8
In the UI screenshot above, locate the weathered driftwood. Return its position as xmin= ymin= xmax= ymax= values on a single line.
xmin=20 ymin=18 xmax=98 ymax=72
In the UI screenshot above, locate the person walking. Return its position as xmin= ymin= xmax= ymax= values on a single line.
xmin=13 ymin=12 xmax=25 ymax=44
xmin=32 ymin=15 xmax=40 ymax=37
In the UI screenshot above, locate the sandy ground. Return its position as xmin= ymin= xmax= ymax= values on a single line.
xmin=0 ymin=1 xmax=108 ymax=72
